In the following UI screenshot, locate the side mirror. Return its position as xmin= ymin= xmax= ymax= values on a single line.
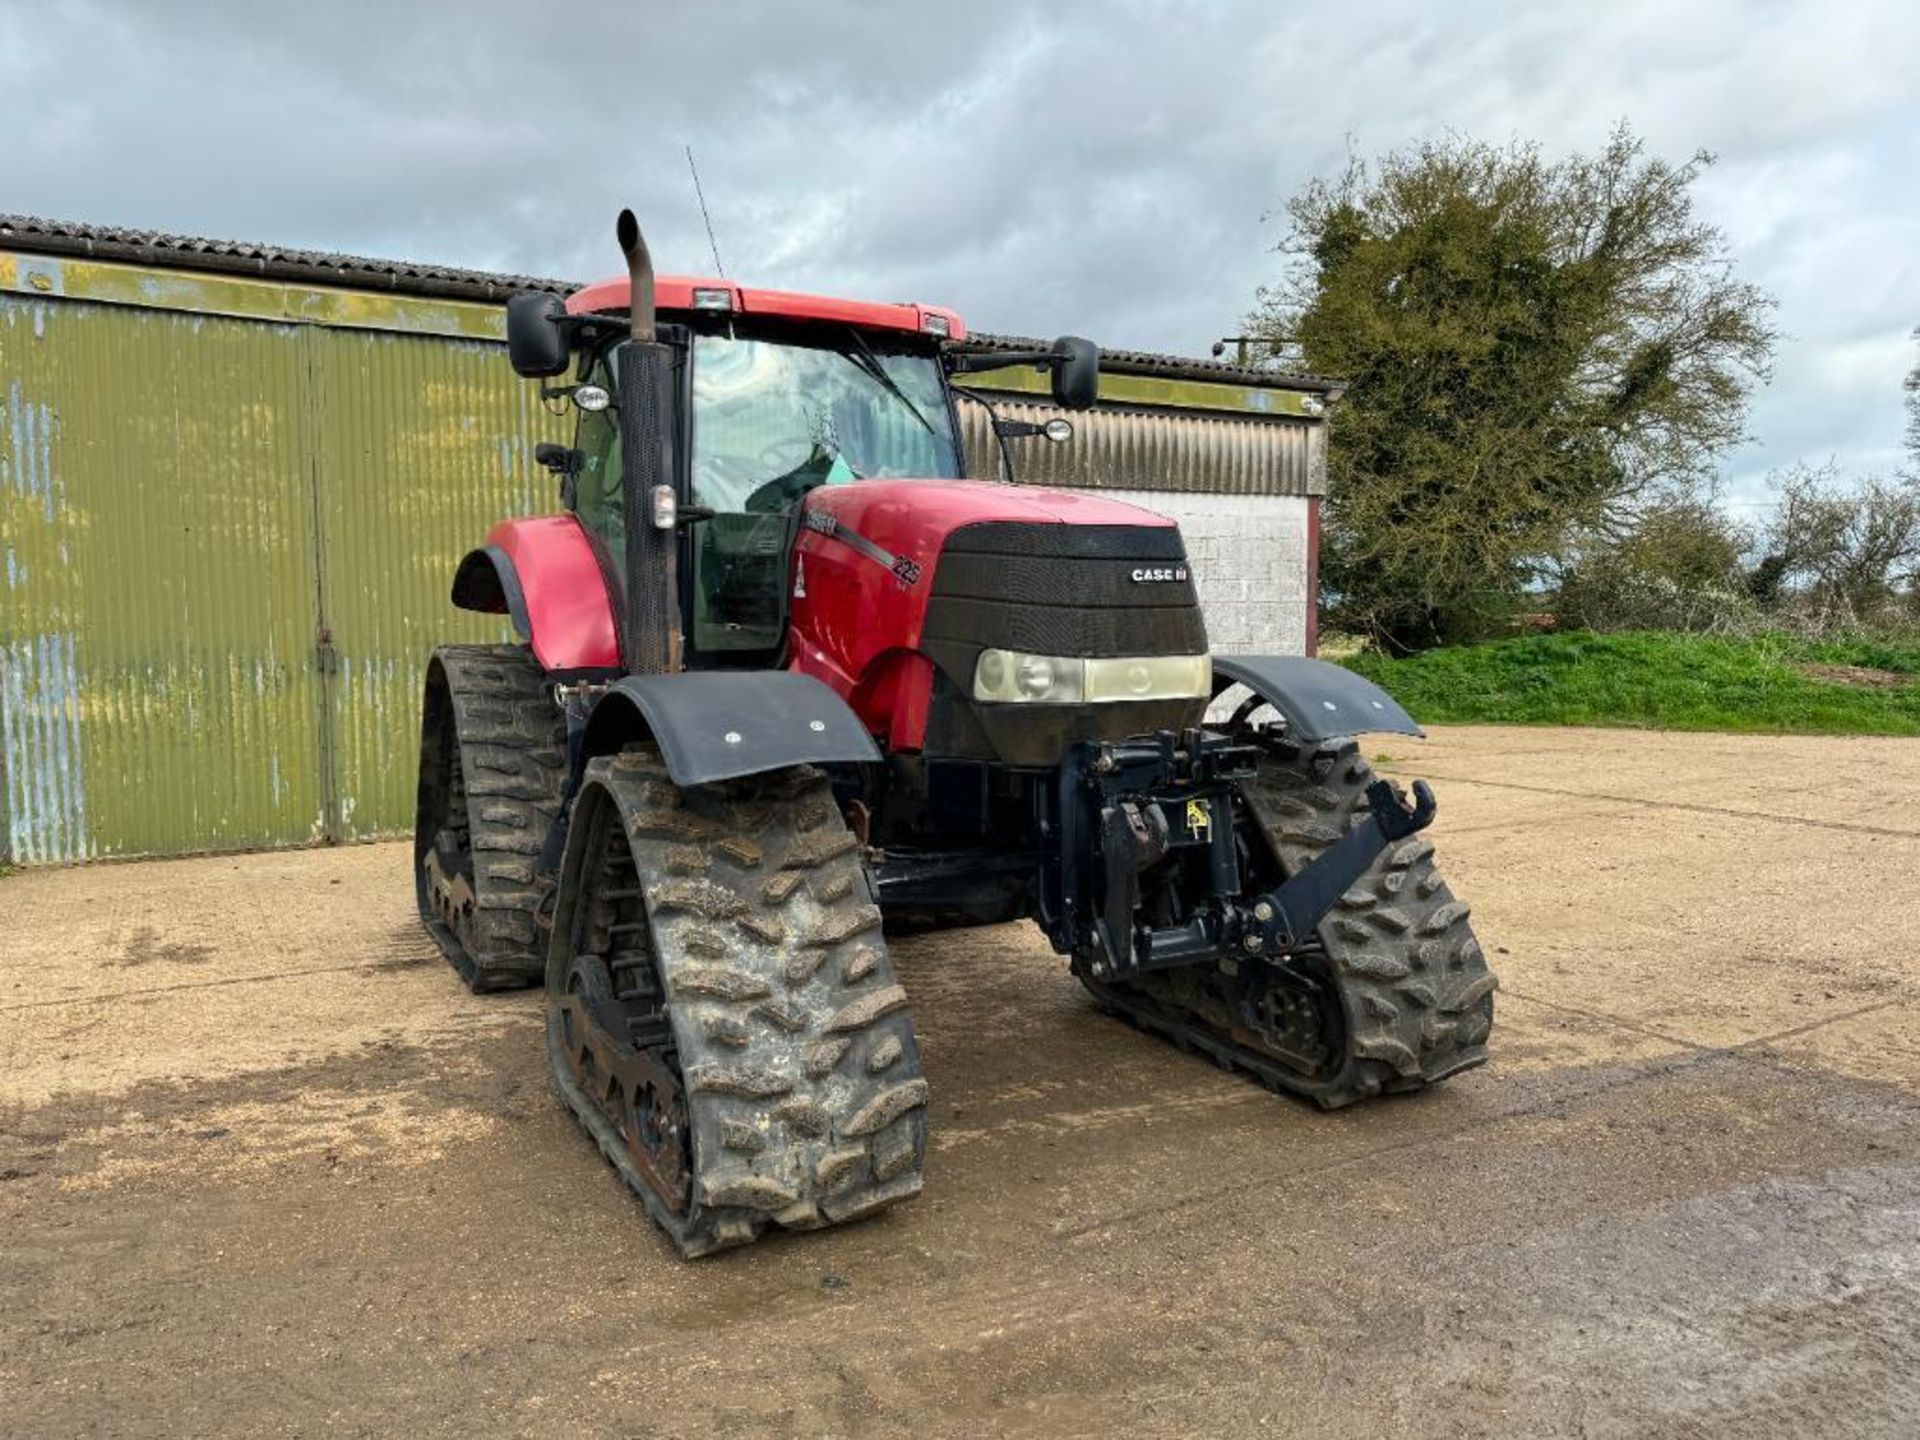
xmin=506 ymin=292 xmax=570 ymax=378
xmin=1050 ymin=335 xmax=1099 ymax=410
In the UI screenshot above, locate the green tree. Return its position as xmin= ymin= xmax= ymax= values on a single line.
xmin=1755 ymin=462 xmax=1920 ymax=627
xmin=1557 ymin=498 xmax=1756 ymax=633
xmin=1254 ymin=126 xmax=1775 ymax=651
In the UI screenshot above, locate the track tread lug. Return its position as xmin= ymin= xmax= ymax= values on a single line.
xmin=815 ymin=1147 xmax=869 ymax=1191
xmin=781 ymin=829 xmax=859 ymax=870
xmin=803 ymin=904 xmax=883 ymax=948
xmin=763 ymin=872 xmax=805 ymax=905
xmin=753 ymin=998 xmax=810 ymax=1034
xmin=824 ymin=985 xmax=909 ymax=1033
xmin=842 ymin=946 xmax=881 ymax=984
xmin=804 ymin=1037 xmax=852 ymax=1077
xmin=774 ymin=1098 xmax=831 ymax=1137
xmin=686 ymin=1064 xmax=794 ymax=1099
xmin=841 ymin=1079 xmax=929 ymax=1137
xmin=735 ymin=911 xmax=786 ymax=945
xmin=700 ymin=1171 xmax=800 ymax=1212
xmin=650 ymin=877 xmax=748 ymax=920
xmin=671 ymin=966 xmax=771 ymax=1002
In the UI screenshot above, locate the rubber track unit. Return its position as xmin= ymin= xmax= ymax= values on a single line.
xmin=546 ymin=752 xmax=928 ymax=1257
xmin=1081 ymin=737 xmax=1497 ymax=1107
xmin=415 ymin=644 xmax=568 ymax=993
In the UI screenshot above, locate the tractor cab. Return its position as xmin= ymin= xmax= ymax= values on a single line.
xmin=562 ymin=299 xmax=966 ymax=665
xmin=505 ymin=267 xmax=1099 ymax=676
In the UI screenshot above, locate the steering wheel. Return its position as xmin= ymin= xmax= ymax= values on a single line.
xmin=743 ymin=440 xmax=833 ymax=514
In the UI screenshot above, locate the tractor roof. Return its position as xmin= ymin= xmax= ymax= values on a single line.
xmin=566 ymin=274 xmax=967 ymax=342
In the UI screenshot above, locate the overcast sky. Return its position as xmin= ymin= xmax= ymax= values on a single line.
xmin=3 ymin=0 xmax=1915 ymax=505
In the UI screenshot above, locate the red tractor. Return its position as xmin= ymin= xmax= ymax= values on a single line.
xmin=416 ymin=211 xmax=1495 ymax=1256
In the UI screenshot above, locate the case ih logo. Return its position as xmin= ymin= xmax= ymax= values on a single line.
xmin=1129 ymin=566 xmax=1188 ymax=583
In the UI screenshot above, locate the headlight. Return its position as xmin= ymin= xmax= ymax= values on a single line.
xmin=1015 ymin=653 xmax=1077 ymax=702
xmin=1084 ymin=654 xmax=1211 ymax=702
xmin=972 ymin=649 xmax=1210 ymax=704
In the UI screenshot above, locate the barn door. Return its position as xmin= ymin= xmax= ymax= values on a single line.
xmin=304 ymin=326 xmax=563 ymax=841
xmin=0 ymin=287 xmax=563 ymax=862
xmin=0 ymin=292 xmax=329 ymax=862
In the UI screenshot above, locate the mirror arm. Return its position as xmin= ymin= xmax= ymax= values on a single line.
xmin=557 ymin=313 xmax=628 ymax=343
xmin=946 ymin=349 xmax=1057 ymax=375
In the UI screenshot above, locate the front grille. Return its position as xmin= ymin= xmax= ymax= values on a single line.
xmin=923 ymin=521 xmax=1207 ymax=668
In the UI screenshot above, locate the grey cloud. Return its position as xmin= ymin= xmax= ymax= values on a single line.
xmin=4 ymin=0 xmax=1915 ymax=500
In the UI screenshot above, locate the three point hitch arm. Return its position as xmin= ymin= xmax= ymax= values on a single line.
xmin=1073 ymin=733 xmax=1439 ymax=981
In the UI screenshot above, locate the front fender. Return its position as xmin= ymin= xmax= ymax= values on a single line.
xmin=582 ymin=671 xmax=882 ymax=788
xmin=450 ymin=516 xmax=620 ymax=677
xmin=1212 ymin=654 xmax=1423 ymax=743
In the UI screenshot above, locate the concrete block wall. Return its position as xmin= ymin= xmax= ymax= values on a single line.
xmin=1095 ymin=489 xmax=1314 ymax=656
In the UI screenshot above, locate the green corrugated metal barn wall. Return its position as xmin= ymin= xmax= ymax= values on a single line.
xmin=0 ymin=252 xmax=566 ymax=862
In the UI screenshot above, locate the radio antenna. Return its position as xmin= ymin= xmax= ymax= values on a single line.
xmin=684 ymin=145 xmax=726 ymax=278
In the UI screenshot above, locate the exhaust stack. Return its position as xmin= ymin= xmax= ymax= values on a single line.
xmin=616 ymin=208 xmax=655 ymax=344
xmin=610 ymin=208 xmax=679 ymax=675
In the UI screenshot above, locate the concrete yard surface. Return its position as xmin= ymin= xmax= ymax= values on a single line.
xmin=3 ymin=726 xmax=1918 ymax=1438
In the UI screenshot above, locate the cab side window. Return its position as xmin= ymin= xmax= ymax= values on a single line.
xmin=573 ymin=350 xmax=624 ymax=580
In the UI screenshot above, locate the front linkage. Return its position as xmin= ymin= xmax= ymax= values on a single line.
xmin=1042 ymin=728 xmax=1437 ymax=981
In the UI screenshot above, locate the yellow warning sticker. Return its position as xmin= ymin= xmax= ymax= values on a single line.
xmin=1186 ymin=797 xmax=1212 ymax=839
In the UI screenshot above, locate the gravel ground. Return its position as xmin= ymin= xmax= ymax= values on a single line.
xmin=2 ymin=725 xmax=1917 ymax=1438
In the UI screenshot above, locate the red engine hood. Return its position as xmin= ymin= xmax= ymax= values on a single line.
xmin=785 ymin=478 xmax=1186 ymax=752
xmin=802 ymin=478 xmax=1175 ymax=560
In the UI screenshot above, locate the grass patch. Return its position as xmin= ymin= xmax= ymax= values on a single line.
xmin=1341 ymin=630 xmax=1920 ymax=735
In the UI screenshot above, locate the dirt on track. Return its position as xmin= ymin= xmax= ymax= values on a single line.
xmin=3 ymin=726 xmax=1919 ymax=1439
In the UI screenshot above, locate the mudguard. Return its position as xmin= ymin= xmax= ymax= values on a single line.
xmin=450 ymin=516 xmax=621 ymax=677
xmin=582 ymin=671 xmax=883 ymax=788
xmin=1212 ymin=654 xmax=1423 ymax=743
xmin=451 ymin=545 xmax=531 ymax=635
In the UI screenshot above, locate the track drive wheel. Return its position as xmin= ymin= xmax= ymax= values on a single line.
xmin=415 ymin=644 xmax=568 ymax=992
xmin=1080 ymin=737 xmax=1497 ymax=1107
xmin=546 ymin=751 xmax=928 ymax=1257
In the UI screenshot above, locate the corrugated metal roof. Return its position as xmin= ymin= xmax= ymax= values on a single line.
xmin=952 ymin=333 xmax=1340 ymax=394
xmin=0 ymin=213 xmax=1339 ymax=393
xmin=0 ymin=213 xmax=564 ymax=303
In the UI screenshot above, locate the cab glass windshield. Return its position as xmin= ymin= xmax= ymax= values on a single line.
xmin=690 ymin=331 xmax=961 ymax=515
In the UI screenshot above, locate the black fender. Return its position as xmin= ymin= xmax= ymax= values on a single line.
xmin=1211 ymin=654 xmax=1423 ymax=743
xmin=450 ymin=545 xmax=530 ymax=641
xmin=581 ymin=671 xmax=882 ymax=788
